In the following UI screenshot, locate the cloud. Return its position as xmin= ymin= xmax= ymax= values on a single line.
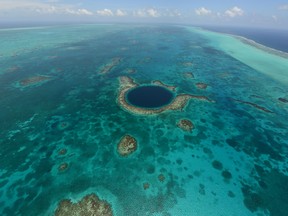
xmin=195 ymin=7 xmax=212 ymax=16
xmin=96 ymin=9 xmax=113 ymax=16
xmin=115 ymin=9 xmax=127 ymax=17
xmin=225 ymin=6 xmax=244 ymax=17
xmin=73 ymin=9 xmax=93 ymax=16
xmin=279 ymin=4 xmax=288 ymax=10
xmin=165 ymin=9 xmax=181 ymax=17
xmin=0 ymin=1 xmax=93 ymax=16
xmin=146 ymin=8 xmax=159 ymax=17
xmin=133 ymin=8 xmax=160 ymax=17
xmin=272 ymin=15 xmax=278 ymax=21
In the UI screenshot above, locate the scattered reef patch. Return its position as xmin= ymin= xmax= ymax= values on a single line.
xmin=117 ymin=135 xmax=137 ymax=157
xmin=177 ymin=119 xmax=194 ymax=132
xmin=183 ymin=72 xmax=194 ymax=79
xmin=54 ymin=193 xmax=113 ymax=216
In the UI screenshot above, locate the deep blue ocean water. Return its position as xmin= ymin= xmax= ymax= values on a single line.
xmin=127 ymin=86 xmax=174 ymax=108
xmin=0 ymin=24 xmax=287 ymax=216
xmin=203 ymin=26 xmax=288 ymax=53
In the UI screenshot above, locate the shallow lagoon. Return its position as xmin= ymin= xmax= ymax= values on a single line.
xmin=0 ymin=24 xmax=287 ymax=216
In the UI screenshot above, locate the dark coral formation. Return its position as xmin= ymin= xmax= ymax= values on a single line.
xmin=177 ymin=119 xmax=194 ymax=132
xmin=212 ymin=160 xmax=223 ymax=170
xmin=278 ymin=97 xmax=288 ymax=103
xmin=54 ymin=193 xmax=113 ymax=216
xmin=117 ymin=135 xmax=137 ymax=157
xmin=242 ymin=169 xmax=288 ymax=215
xmin=221 ymin=170 xmax=232 ymax=180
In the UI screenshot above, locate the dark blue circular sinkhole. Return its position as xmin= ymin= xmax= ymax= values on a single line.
xmin=126 ymin=85 xmax=174 ymax=109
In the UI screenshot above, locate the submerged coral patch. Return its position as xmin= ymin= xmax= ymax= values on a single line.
xmin=56 ymin=121 xmax=71 ymax=131
xmin=183 ymin=72 xmax=194 ymax=79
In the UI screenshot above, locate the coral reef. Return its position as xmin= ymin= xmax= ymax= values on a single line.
xmin=231 ymin=98 xmax=274 ymax=113
xmin=152 ymin=80 xmax=176 ymax=91
xmin=117 ymin=76 xmax=214 ymax=115
xmin=182 ymin=62 xmax=193 ymax=67
xmin=58 ymin=163 xmax=69 ymax=172
xmin=183 ymin=72 xmax=194 ymax=79
xmin=143 ymin=183 xmax=150 ymax=190
xmin=158 ymin=174 xmax=166 ymax=183
xmin=54 ymin=193 xmax=113 ymax=216
xmin=117 ymin=135 xmax=137 ymax=157
xmin=99 ymin=57 xmax=122 ymax=74
xmin=58 ymin=149 xmax=67 ymax=156
xmin=177 ymin=119 xmax=194 ymax=132
xmin=57 ymin=122 xmax=71 ymax=130
xmin=19 ymin=75 xmax=52 ymax=87
xmin=196 ymin=82 xmax=208 ymax=89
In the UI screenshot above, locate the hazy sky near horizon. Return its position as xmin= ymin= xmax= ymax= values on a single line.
xmin=0 ymin=0 xmax=288 ymax=28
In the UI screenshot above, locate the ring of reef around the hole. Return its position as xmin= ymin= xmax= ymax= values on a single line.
xmin=117 ymin=76 xmax=214 ymax=115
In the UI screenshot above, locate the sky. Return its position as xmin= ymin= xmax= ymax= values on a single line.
xmin=0 ymin=0 xmax=288 ymax=29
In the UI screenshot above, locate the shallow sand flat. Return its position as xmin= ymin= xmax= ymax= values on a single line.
xmin=186 ymin=27 xmax=288 ymax=84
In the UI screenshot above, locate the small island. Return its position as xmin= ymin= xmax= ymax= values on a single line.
xmin=54 ymin=193 xmax=113 ymax=216
xmin=117 ymin=135 xmax=138 ymax=157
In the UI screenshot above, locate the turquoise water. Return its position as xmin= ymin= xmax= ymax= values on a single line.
xmin=0 ymin=24 xmax=287 ymax=216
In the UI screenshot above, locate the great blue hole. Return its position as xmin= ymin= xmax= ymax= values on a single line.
xmin=126 ymin=85 xmax=174 ymax=109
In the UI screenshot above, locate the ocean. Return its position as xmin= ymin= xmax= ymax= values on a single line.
xmin=203 ymin=26 xmax=288 ymax=53
xmin=0 ymin=24 xmax=287 ymax=216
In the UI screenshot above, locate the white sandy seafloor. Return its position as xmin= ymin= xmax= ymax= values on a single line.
xmin=186 ymin=26 xmax=288 ymax=85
